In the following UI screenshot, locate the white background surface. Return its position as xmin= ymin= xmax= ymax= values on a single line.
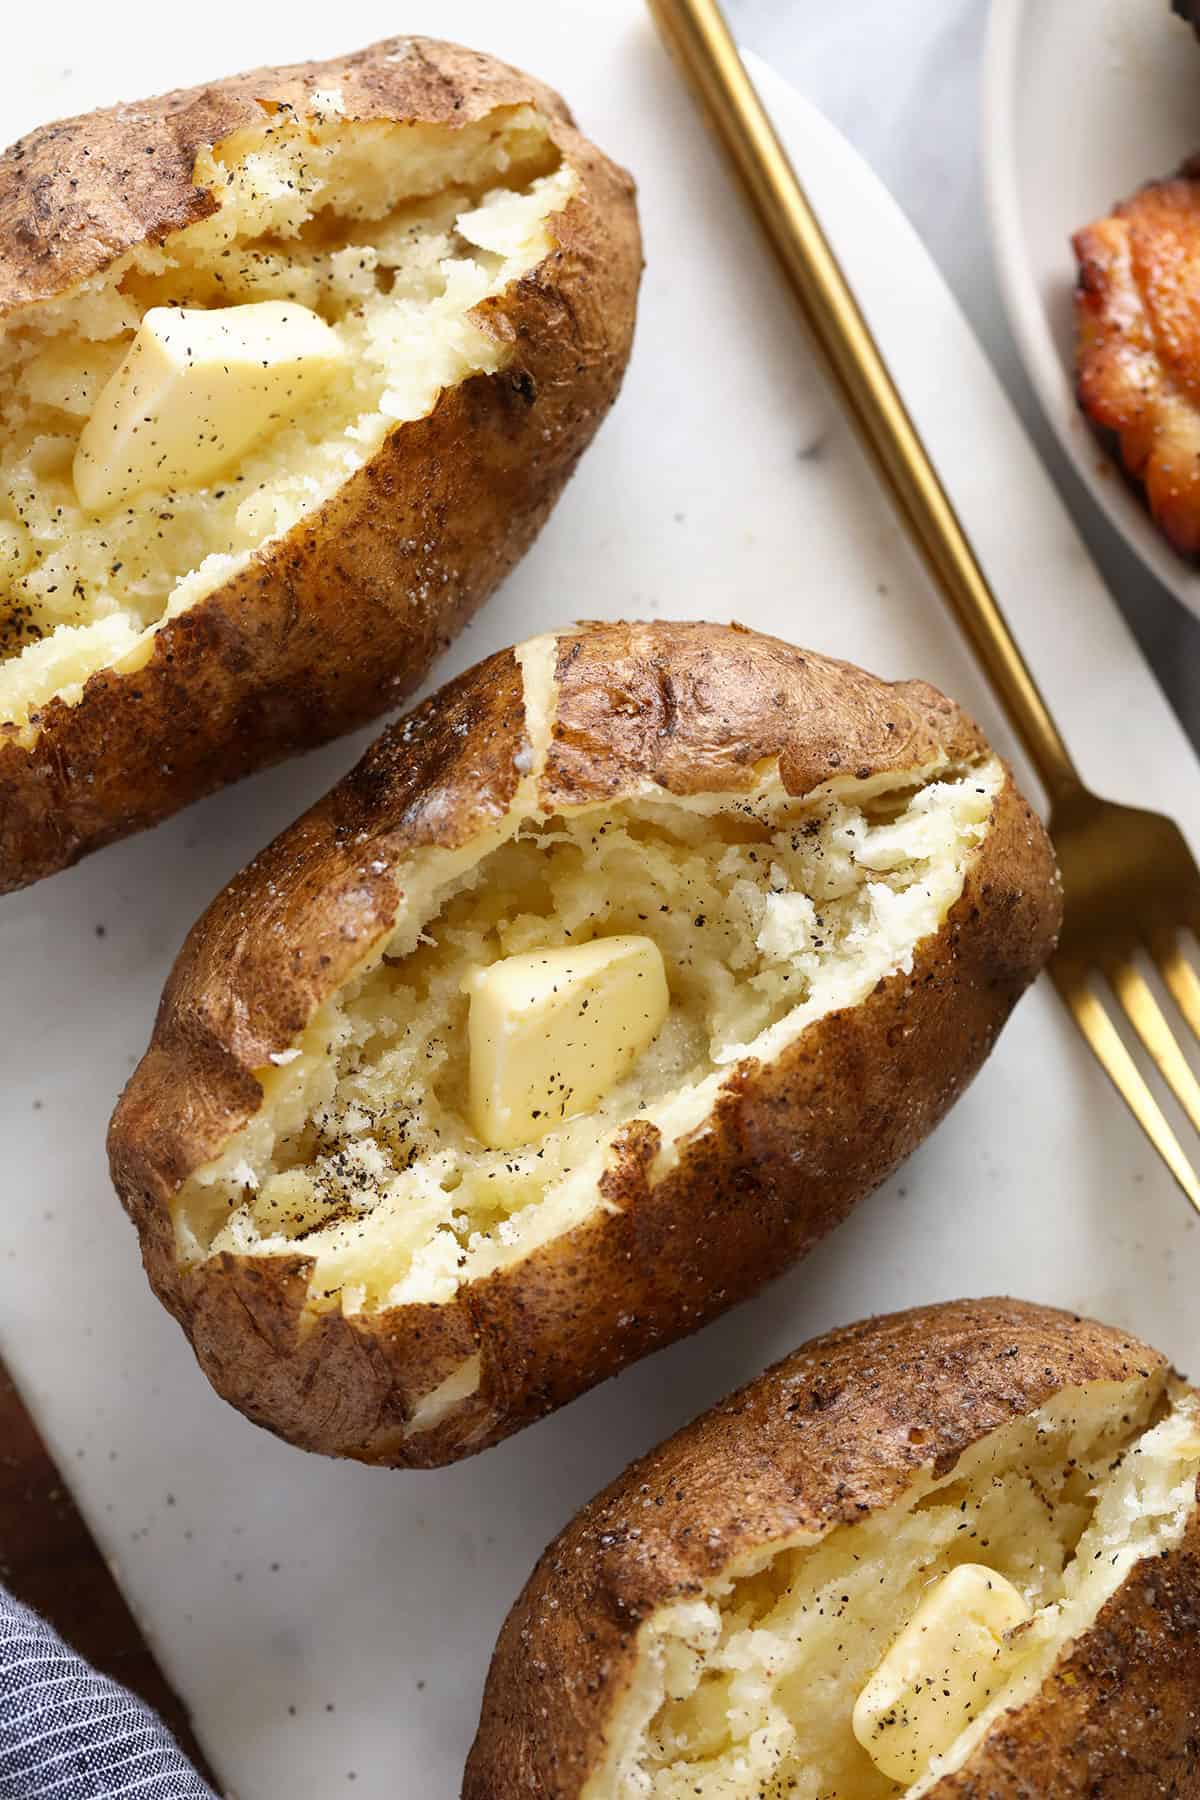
xmin=3 ymin=4 xmax=1200 ymax=1797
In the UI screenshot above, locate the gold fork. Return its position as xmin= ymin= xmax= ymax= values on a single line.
xmin=648 ymin=0 xmax=1200 ymax=1210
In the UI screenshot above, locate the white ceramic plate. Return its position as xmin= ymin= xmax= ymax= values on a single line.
xmin=985 ymin=0 xmax=1200 ymax=615
xmin=4 ymin=6 xmax=1200 ymax=1797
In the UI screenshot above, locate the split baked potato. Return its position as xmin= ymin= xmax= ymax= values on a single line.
xmin=465 ymin=1297 xmax=1200 ymax=1799
xmin=0 ymin=36 xmax=640 ymax=890
xmin=108 ymin=622 xmax=1060 ymax=1467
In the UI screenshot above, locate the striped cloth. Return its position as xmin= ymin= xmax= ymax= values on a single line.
xmin=0 ymin=1591 xmax=216 ymax=1800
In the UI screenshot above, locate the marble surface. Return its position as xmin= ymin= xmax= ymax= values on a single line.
xmin=728 ymin=0 xmax=1200 ymax=743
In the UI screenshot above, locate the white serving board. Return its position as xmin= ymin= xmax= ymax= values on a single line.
xmin=3 ymin=5 xmax=1200 ymax=1796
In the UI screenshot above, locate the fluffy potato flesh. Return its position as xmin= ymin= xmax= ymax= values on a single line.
xmin=174 ymin=641 xmax=1005 ymax=1369
xmin=598 ymin=1376 xmax=1200 ymax=1800
xmin=0 ymin=97 xmax=572 ymax=734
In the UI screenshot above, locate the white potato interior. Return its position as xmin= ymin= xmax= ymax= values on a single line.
xmin=0 ymin=96 xmax=572 ymax=733
xmin=175 ymin=697 xmax=1004 ymax=1321
xmin=599 ymin=1376 xmax=1200 ymax=1800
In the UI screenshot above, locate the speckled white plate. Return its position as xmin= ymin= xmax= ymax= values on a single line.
xmin=3 ymin=5 xmax=1200 ymax=1797
xmin=985 ymin=0 xmax=1200 ymax=615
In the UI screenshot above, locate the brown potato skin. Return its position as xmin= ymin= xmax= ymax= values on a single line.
xmin=108 ymin=622 xmax=1061 ymax=1468
xmin=0 ymin=37 xmax=642 ymax=891
xmin=463 ymin=1298 xmax=1200 ymax=1800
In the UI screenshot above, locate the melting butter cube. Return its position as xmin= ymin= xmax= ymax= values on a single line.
xmin=73 ymin=300 xmax=344 ymax=512
xmin=464 ymin=935 xmax=670 ymax=1150
xmin=852 ymin=1564 xmax=1031 ymax=1784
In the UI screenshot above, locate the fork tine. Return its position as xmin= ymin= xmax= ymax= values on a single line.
xmin=1051 ymin=961 xmax=1200 ymax=1214
xmin=1152 ymin=930 xmax=1200 ymax=1045
xmin=1106 ymin=953 xmax=1200 ymax=1138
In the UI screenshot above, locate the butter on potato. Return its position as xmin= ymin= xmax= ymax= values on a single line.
xmin=464 ymin=936 xmax=670 ymax=1150
xmin=852 ymin=1564 xmax=1031 ymax=1783
xmin=73 ymin=302 xmax=345 ymax=513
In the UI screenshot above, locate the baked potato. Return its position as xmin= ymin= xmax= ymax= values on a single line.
xmin=0 ymin=36 xmax=640 ymax=891
xmin=108 ymin=621 xmax=1060 ymax=1468
xmin=1074 ymin=169 xmax=1200 ymax=557
xmin=464 ymin=1297 xmax=1200 ymax=1799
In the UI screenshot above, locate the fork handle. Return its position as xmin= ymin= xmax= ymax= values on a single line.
xmin=647 ymin=0 xmax=1082 ymax=804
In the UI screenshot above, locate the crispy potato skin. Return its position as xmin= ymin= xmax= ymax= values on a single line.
xmin=108 ymin=623 xmax=1061 ymax=1468
xmin=1074 ymin=170 xmax=1200 ymax=557
xmin=463 ymin=1298 xmax=1200 ymax=1800
xmin=0 ymin=37 xmax=642 ymax=891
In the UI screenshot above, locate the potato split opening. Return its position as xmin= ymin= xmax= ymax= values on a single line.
xmin=596 ymin=1377 xmax=1200 ymax=1800
xmin=0 ymin=97 xmax=572 ymax=735
xmin=174 ymin=636 xmax=1005 ymax=1349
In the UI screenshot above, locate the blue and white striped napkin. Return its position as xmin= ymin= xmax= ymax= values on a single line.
xmin=0 ymin=1590 xmax=217 ymax=1800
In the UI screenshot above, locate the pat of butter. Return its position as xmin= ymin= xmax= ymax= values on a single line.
xmin=852 ymin=1564 xmax=1031 ymax=1785
xmin=73 ymin=301 xmax=344 ymax=512
xmin=463 ymin=936 xmax=669 ymax=1151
